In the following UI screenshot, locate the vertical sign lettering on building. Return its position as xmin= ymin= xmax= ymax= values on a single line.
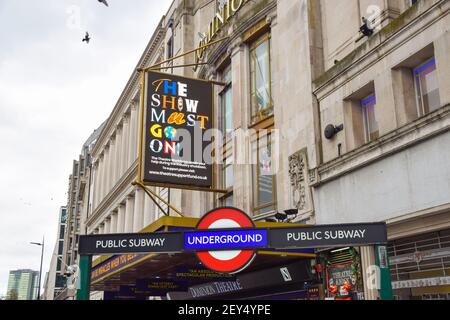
xmin=195 ymin=0 xmax=249 ymax=70
xmin=144 ymin=71 xmax=213 ymax=188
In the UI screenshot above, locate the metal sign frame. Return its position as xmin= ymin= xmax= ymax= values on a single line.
xmin=131 ymin=37 xmax=232 ymax=219
xmin=138 ymin=70 xmax=221 ymax=192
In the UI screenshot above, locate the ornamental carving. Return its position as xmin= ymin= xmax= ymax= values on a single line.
xmin=288 ymin=150 xmax=309 ymax=211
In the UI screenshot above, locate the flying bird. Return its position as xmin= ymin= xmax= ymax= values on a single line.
xmin=98 ymin=0 xmax=109 ymax=7
xmin=82 ymin=32 xmax=91 ymax=44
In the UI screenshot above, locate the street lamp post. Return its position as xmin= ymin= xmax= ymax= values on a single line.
xmin=30 ymin=236 xmax=44 ymax=300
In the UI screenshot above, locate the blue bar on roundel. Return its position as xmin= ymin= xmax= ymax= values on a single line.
xmin=184 ymin=229 xmax=268 ymax=251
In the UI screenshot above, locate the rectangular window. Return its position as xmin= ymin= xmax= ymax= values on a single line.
xmin=361 ymin=94 xmax=379 ymax=142
xmin=220 ymin=194 xmax=234 ymax=207
xmin=61 ymin=209 xmax=66 ymax=224
xmin=252 ymin=133 xmax=277 ymax=215
xmin=218 ymin=63 xmax=234 ymax=206
xmin=59 ymin=226 xmax=65 ymax=239
xmin=250 ymin=34 xmax=273 ymax=125
xmin=167 ymin=37 xmax=174 ymax=59
xmin=218 ymin=143 xmax=234 ymax=206
xmin=220 ymin=64 xmax=233 ymax=141
xmin=221 ymin=154 xmax=233 ymax=191
xmin=55 ymin=275 xmax=65 ymax=288
xmin=414 ymin=57 xmax=441 ymax=116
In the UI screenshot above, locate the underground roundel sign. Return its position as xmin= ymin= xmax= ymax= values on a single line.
xmin=193 ymin=207 xmax=258 ymax=274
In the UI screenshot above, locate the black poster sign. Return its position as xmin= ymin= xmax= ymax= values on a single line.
xmin=269 ymin=223 xmax=388 ymax=249
xmin=79 ymin=232 xmax=183 ymax=255
xmin=167 ymin=260 xmax=311 ymax=300
xmin=143 ymin=71 xmax=214 ymax=189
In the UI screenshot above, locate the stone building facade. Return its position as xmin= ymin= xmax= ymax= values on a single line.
xmin=57 ymin=124 xmax=104 ymax=299
xmin=85 ymin=0 xmax=450 ymax=300
xmin=310 ymin=0 xmax=450 ymax=300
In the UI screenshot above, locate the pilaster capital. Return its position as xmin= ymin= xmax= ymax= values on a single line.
xmin=228 ymin=37 xmax=244 ymax=57
xmin=130 ymin=101 xmax=138 ymax=112
xmin=266 ymin=12 xmax=277 ymax=27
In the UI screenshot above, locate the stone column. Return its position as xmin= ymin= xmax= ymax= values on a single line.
xmin=229 ymin=40 xmax=248 ymax=213
xmin=98 ymin=155 xmax=105 ymax=203
xmin=116 ymin=204 xmax=125 ymax=234
xmin=124 ymin=195 xmax=135 ymax=233
xmin=435 ymin=31 xmax=450 ymax=106
xmin=361 ymin=246 xmax=380 ymax=300
xmin=110 ymin=211 xmax=118 ymax=234
xmin=143 ymin=192 xmax=154 ymax=228
xmin=133 ymin=188 xmax=145 ymax=232
xmin=110 ymin=137 xmax=116 ymax=188
xmin=115 ymin=126 xmax=122 ymax=184
xmin=121 ymin=115 xmax=130 ymax=174
xmin=104 ymin=146 xmax=110 ymax=198
xmin=108 ymin=143 xmax=114 ymax=191
xmin=98 ymin=224 xmax=104 ymax=235
xmin=104 ymin=218 xmax=111 ymax=234
xmin=95 ymin=158 xmax=101 ymax=206
xmin=92 ymin=162 xmax=100 ymax=210
xmin=134 ymin=102 xmax=141 ymax=161
xmin=129 ymin=104 xmax=138 ymax=166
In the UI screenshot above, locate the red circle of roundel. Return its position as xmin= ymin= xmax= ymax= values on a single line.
xmin=196 ymin=207 xmax=256 ymax=274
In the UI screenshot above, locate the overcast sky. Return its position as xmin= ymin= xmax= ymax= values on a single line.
xmin=0 ymin=0 xmax=172 ymax=297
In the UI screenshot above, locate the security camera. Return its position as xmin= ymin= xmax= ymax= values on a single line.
xmin=284 ymin=209 xmax=299 ymax=216
xmin=275 ymin=212 xmax=288 ymax=221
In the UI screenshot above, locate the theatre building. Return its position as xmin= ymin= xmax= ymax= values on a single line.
xmin=84 ymin=0 xmax=450 ymax=300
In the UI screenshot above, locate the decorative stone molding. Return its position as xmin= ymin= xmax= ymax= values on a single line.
xmin=308 ymin=168 xmax=318 ymax=184
xmin=266 ymin=12 xmax=277 ymax=27
xmin=207 ymin=66 xmax=217 ymax=79
xmin=288 ymin=150 xmax=313 ymax=215
xmin=228 ymin=37 xmax=243 ymax=57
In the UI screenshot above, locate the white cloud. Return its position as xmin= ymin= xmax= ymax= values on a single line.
xmin=0 ymin=0 xmax=172 ymax=297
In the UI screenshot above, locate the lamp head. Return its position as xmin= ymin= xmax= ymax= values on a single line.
xmin=324 ymin=124 xmax=344 ymax=140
